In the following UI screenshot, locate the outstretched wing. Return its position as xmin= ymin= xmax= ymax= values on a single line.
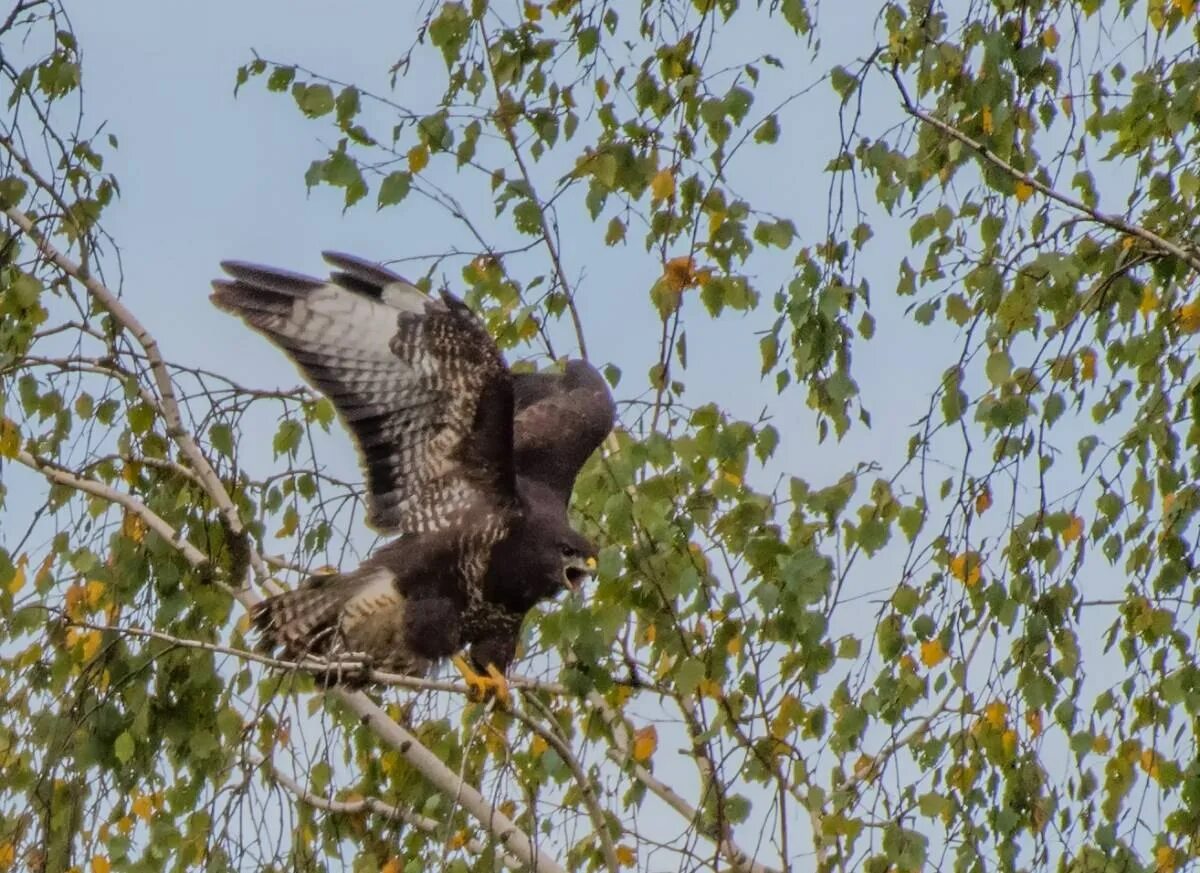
xmin=512 ymin=360 xmax=616 ymax=506
xmin=211 ymin=252 xmax=515 ymax=534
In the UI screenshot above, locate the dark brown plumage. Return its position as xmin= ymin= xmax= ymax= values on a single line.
xmin=211 ymin=252 xmax=615 ymax=683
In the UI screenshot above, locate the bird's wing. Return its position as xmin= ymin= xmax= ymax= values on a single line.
xmin=211 ymin=252 xmax=515 ymax=534
xmin=512 ymin=360 xmax=616 ymax=506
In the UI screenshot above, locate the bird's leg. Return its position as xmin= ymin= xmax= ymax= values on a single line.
xmin=451 ymin=654 xmax=510 ymax=705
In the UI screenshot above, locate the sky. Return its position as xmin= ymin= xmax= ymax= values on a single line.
xmin=3 ymin=0 xmax=1169 ymax=869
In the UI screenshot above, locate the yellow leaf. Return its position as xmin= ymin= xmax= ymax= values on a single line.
xmin=80 ymin=630 xmax=102 ymax=661
xmin=1156 ymin=845 xmax=1177 ymax=873
xmin=92 ymin=855 xmax=111 ymax=873
xmin=122 ymin=511 xmax=146 ymax=543
xmin=899 ymin=653 xmax=916 ymax=673
xmin=117 ymin=816 xmax=133 ymax=835
xmin=0 ymin=417 xmax=19 ymax=458
xmin=853 ymin=754 xmax=876 ymax=781
xmin=919 ymin=638 xmax=947 ymax=668
xmin=0 ymin=842 xmax=15 ymax=871
xmin=725 ymin=634 xmax=741 ymax=656
xmin=974 ymin=487 xmax=992 ymax=515
xmin=947 ymin=763 xmax=976 ymax=792
xmin=1014 ymin=180 xmax=1034 ymax=203
xmin=530 ymin=735 xmax=548 ymax=758
xmin=1175 ymin=0 xmax=1196 ymax=16
xmin=1177 ymin=301 xmax=1200 ymax=333
xmin=381 ymin=859 xmax=403 ymax=873
xmin=85 ymin=579 xmax=105 ymax=608
xmin=1080 ymin=347 xmax=1097 ymax=382
xmin=949 ymin=551 xmax=982 ymax=587
xmin=7 ymin=555 xmax=27 ymax=595
xmin=632 ymin=725 xmax=657 ymax=763
xmin=1141 ymin=748 xmax=1161 ymax=780
xmin=650 ymin=168 xmax=676 ymax=202
xmin=448 ymin=830 xmax=468 ymax=850
xmin=616 ymin=845 xmax=636 ymax=867
xmin=498 ymin=800 xmax=517 ymax=819
xmin=980 ymin=106 xmax=993 ymax=135
xmin=65 ymin=584 xmax=87 ymax=618
xmin=275 ymin=507 xmax=298 ymax=539
xmin=1041 ymin=25 xmax=1059 ymax=50
xmin=708 ymin=210 xmax=725 ymax=240
xmin=643 ymin=624 xmax=656 ymax=644
xmin=595 ymin=77 xmax=609 ymax=101
xmin=523 ymin=1 xmax=542 ymax=20
xmin=721 ymin=471 xmax=741 ymax=487
xmin=408 ymin=144 xmax=430 ymax=173
xmin=1025 ymin=709 xmax=1043 ymax=737
xmin=1062 ymin=514 xmax=1084 ymax=545
xmin=1139 ymin=285 xmax=1158 ymax=319
xmin=663 ymin=255 xmax=697 ymax=292
xmin=131 ymin=794 xmax=153 ymax=822
xmin=1001 ymin=728 xmax=1018 ymax=758
xmin=696 ymin=677 xmax=721 ymax=698
xmin=985 ymin=700 xmax=1008 ymax=730
xmin=1061 ymin=94 xmax=1073 ymax=117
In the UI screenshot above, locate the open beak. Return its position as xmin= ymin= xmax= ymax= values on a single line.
xmin=564 ymin=556 xmax=597 ymax=593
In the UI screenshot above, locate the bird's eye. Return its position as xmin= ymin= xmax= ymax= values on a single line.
xmin=560 ymin=545 xmax=574 ymax=557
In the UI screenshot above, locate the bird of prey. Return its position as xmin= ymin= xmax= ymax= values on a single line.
xmin=211 ymin=252 xmax=615 ymax=698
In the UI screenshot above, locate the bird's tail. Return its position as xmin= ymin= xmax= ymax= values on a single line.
xmin=251 ymin=572 xmax=359 ymax=660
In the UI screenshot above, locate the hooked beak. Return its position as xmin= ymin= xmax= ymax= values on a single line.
xmin=563 ymin=555 xmax=597 ymax=593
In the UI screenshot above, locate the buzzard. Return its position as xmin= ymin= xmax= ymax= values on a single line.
xmin=211 ymin=252 xmax=615 ymax=698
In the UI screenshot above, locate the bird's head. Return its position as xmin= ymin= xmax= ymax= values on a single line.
xmin=557 ymin=530 xmax=598 ymax=595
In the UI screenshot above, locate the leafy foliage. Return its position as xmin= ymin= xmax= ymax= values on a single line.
xmin=5 ymin=1 xmax=1200 ymax=872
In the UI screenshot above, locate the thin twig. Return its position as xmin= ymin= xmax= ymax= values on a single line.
xmin=515 ymin=697 xmax=621 ymax=873
xmin=587 ymin=691 xmax=781 ymax=873
xmin=5 ymin=206 xmax=270 ymax=583
xmin=12 ymin=448 xmax=212 ymax=572
xmin=479 ymin=23 xmax=589 ymax=360
xmin=256 ymin=753 xmax=522 ymax=869
xmin=890 ymin=68 xmax=1200 ymax=275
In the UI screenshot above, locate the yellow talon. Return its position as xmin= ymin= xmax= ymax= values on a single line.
xmin=452 ymin=655 xmax=510 ymax=705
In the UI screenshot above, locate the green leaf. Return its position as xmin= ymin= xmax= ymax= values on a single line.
xmin=292 ymin=82 xmax=335 ymax=117
xmin=755 ymin=114 xmax=780 ymax=144
xmin=114 ymin=731 xmax=134 ymax=763
xmin=377 ymin=171 xmax=412 ymax=208
xmin=266 ymin=65 xmax=295 ymax=92
xmin=985 ymin=350 xmax=1012 ymax=385
xmin=273 ymin=420 xmax=304 ymax=457
xmin=209 ymin=422 xmax=234 ymax=457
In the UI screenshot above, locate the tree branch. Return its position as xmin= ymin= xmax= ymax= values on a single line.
xmin=5 ymin=206 xmax=270 ymax=583
xmin=514 ymin=696 xmax=621 ymax=873
xmin=332 ymin=688 xmax=566 ymax=873
xmin=889 ymin=68 xmax=1200 ymax=275
xmin=11 ymin=448 xmax=212 ymax=572
xmin=255 ymin=752 xmax=522 ymax=869
xmin=588 ymin=691 xmax=781 ymax=873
